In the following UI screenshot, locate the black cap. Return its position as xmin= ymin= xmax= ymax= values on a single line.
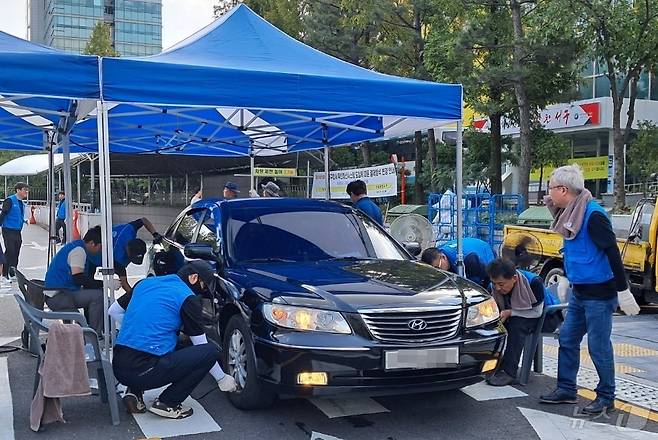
xmin=126 ymin=239 xmax=147 ymax=264
xmin=177 ymin=260 xmax=216 ymax=287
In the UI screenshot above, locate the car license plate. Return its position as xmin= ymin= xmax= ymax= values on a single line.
xmin=384 ymin=347 xmax=459 ymax=370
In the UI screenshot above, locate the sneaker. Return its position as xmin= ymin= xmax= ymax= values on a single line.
xmin=486 ymin=370 xmax=516 ymax=387
xmin=582 ymin=397 xmax=615 ymax=415
xmin=148 ymin=398 xmax=193 ymax=419
xmin=539 ymin=388 xmax=578 ymax=404
xmin=122 ymin=388 xmax=146 ymax=414
xmin=217 ymin=374 xmax=238 ymax=392
xmin=0 ymin=278 xmax=11 ymax=287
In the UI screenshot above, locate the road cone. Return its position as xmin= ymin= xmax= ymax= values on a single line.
xmin=72 ymin=209 xmax=81 ymax=240
xmin=29 ymin=206 xmax=36 ymax=224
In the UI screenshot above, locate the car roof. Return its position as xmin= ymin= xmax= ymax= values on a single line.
xmin=190 ymin=197 xmax=354 ymax=215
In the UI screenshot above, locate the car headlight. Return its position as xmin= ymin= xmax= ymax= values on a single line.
xmin=466 ymin=298 xmax=500 ymax=328
xmin=263 ymin=304 xmax=351 ymax=334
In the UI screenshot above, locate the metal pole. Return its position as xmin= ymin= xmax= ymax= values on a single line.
xmin=456 ymin=120 xmax=464 ymax=276
xmin=200 ymin=173 xmax=204 ymax=192
xmin=185 ymin=173 xmax=188 ymax=202
xmin=96 ymin=100 xmax=115 ymax=357
xmin=76 ymin=162 xmax=81 ymax=205
xmin=61 ymin=134 xmax=74 ymax=244
xmin=169 ymin=175 xmax=173 ymax=205
xmin=4 ymin=176 xmax=6 ymax=199
xmin=147 ymin=177 xmax=151 ymax=206
xmin=46 ymin=132 xmax=57 ymax=264
xmin=125 ymin=176 xmax=129 ymax=205
xmin=323 ymin=125 xmax=330 ymax=200
xmin=250 ymin=155 xmax=255 ymax=191
xmin=306 ymin=161 xmax=310 ymax=198
xmin=90 ymin=156 xmax=95 ymax=210
xmin=58 ymin=170 xmax=62 ymax=192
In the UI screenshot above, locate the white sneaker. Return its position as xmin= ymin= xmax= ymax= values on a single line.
xmin=0 ymin=278 xmax=12 ymax=286
xmin=217 ymin=374 xmax=238 ymax=392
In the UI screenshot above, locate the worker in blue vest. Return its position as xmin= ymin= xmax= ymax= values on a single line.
xmin=44 ymin=226 xmax=104 ymax=334
xmin=55 ymin=191 xmax=66 ymax=243
xmin=0 ymin=182 xmax=29 ymax=279
xmin=421 ymin=237 xmax=495 ymax=288
xmin=485 ymin=258 xmax=546 ymax=386
xmin=347 ymin=179 xmax=383 ymax=226
xmin=88 ymin=217 xmax=161 ymax=294
xmin=109 ymin=261 xmax=237 ymax=419
xmin=540 ymin=164 xmax=640 ymax=414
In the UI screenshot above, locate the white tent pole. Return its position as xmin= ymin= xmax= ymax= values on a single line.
xmin=306 ymin=161 xmax=310 ymax=198
xmin=250 ymin=155 xmax=255 ymax=191
xmin=3 ymin=176 xmax=6 ymax=199
xmin=58 ymin=170 xmax=62 ymax=192
xmin=46 ymin=132 xmax=57 ymax=264
xmin=455 ymin=120 xmax=464 ymax=276
xmin=76 ymin=163 xmax=81 ymax=205
xmin=185 ymin=173 xmax=189 ymax=202
xmin=323 ymin=125 xmax=330 ymax=200
xmin=169 ymin=175 xmax=173 ymax=205
xmin=61 ymin=134 xmax=74 ymax=244
xmin=96 ymin=100 xmax=115 ymax=356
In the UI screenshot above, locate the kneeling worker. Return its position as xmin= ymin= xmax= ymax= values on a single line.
xmin=109 ymin=261 xmax=237 ymax=419
xmin=44 ymin=226 xmax=104 ymax=334
xmin=88 ymin=217 xmax=161 ymax=294
xmin=421 ymin=237 xmax=495 ymax=288
xmin=486 ymin=258 xmax=544 ymax=386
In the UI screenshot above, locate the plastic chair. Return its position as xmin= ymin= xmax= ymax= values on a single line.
xmin=517 ymin=284 xmax=569 ymax=385
xmin=14 ymin=270 xmax=48 ymax=352
xmin=14 ymin=294 xmax=120 ymax=426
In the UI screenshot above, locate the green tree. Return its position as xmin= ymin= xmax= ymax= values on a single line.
xmin=83 ymin=21 xmax=119 ymax=57
xmin=215 ymin=0 xmax=302 ymax=37
xmin=628 ymin=121 xmax=658 ymax=183
xmin=565 ymin=0 xmax=658 ymax=209
xmin=529 ymin=126 xmax=571 ymax=204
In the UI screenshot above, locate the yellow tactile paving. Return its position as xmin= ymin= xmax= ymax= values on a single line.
xmin=543 ymin=344 xmax=645 ymax=374
xmin=578 ymin=389 xmax=658 ymax=423
xmin=612 ymin=343 xmax=658 ymax=357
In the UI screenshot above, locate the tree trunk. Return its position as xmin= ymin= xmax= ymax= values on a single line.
xmin=414 ymin=130 xmax=424 ymax=204
xmin=537 ymin=165 xmax=544 ymax=205
xmin=489 ymin=113 xmax=503 ymax=194
xmin=510 ymin=0 xmax=531 ymax=210
xmin=427 ymin=128 xmax=438 ymax=193
xmin=361 ymin=141 xmax=370 ymax=166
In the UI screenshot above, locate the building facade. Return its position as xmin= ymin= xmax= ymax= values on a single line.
xmin=29 ymin=0 xmax=161 ymax=56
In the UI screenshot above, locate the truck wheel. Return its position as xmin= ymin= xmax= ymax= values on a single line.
xmin=544 ymin=267 xmax=565 ymax=287
xmin=222 ymin=315 xmax=276 ymax=410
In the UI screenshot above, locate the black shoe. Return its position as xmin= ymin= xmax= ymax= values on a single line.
xmin=148 ymin=398 xmax=193 ymax=419
xmin=486 ymin=370 xmax=516 ymax=387
xmin=582 ymin=398 xmax=615 ymax=415
xmin=122 ymin=388 xmax=146 ymax=414
xmin=539 ymin=389 xmax=578 ymax=404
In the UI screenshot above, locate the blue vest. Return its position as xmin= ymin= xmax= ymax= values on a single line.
xmin=354 ymin=197 xmax=383 ymax=225
xmin=56 ymin=200 xmax=66 ymax=220
xmin=439 ymin=238 xmax=495 ymax=285
xmin=2 ymin=194 xmax=24 ymax=230
xmin=45 ymin=240 xmax=86 ymax=291
xmin=563 ymin=201 xmax=613 ymax=284
xmin=88 ymin=223 xmax=136 ymax=268
xmin=518 ymin=269 xmax=549 ymax=303
xmin=116 ymin=275 xmax=193 ymax=356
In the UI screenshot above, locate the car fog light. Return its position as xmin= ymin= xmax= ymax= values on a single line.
xmin=481 ymin=359 xmax=498 ymax=373
xmin=297 ymin=372 xmax=328 ymax=386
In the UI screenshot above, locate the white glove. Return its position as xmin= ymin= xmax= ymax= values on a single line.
xmin=248 ymin=189 xmax=260 ymax=198
xmin=617 ymin=289 xmax=640 ymax=316
xmin=111 ymin=278 xmax=123 ymax=291
xmin=217 ymin=374 xmax=238 ymax=392
xmin=557 ymin=275 xmax=570 ymax=304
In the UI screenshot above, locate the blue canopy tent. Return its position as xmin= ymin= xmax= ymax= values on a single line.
xmin=0 ymin=4 xmax=467 ymax=349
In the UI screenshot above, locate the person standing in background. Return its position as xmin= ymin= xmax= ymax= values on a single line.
xmin=55 ymin=191 xmax=66 ymax=243
xmin=0 ymin=182 xmax=29 ymax=279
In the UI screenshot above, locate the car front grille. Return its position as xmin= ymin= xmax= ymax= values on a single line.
xmin=359 ymin=307 xmax=462 ymax=343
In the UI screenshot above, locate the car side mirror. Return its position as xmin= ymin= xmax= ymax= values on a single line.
xmin=403 ymin=241 xmax=422 ymax=257
xmin=184 ymin=243 xmax=225 ymax=271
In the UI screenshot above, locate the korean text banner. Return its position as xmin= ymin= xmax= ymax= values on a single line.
xmin=312 ymin=164 xmax=397 ymax=199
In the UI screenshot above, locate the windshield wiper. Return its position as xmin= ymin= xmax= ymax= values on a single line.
xmin=319 ymin=256 xmax=374 ymax=262
xmin=244 ymin=257 xmax=296 ymax=263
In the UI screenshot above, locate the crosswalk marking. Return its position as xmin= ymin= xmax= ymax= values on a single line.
xmin=0 ymin=358 xmax=15 ymax=440
xmin=309 ymin=397 xmax=389 ymax=418
xmin=460 ymin=381 xmax=528 ymax=401
xmin=131 ymin=387 xmax=221 ymax=439
xmin=519 ymin=406 xmax=658 ymax=439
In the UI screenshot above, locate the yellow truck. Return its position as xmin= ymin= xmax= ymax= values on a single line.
xmin=502 ymin=195 xmax=658 ymax=304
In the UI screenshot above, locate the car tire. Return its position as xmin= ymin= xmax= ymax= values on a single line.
xmin=222 ymin=315 xmax=276 ymax=410
xmin=543 ymin=266 xmax=565 ymax=287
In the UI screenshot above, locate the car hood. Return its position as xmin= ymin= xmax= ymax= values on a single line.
xmin=228 ymin=260 xmax=479 ymax=312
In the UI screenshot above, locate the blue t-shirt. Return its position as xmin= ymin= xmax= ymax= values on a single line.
xmin=354 ymin=197 xmax=383 ymax=225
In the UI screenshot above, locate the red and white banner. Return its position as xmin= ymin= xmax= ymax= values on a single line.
xmin=473 ymin=102 xmax=600 ymax=134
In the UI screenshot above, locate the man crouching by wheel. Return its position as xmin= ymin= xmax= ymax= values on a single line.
xmin=109 ymin=260 xmax=237 ymax=419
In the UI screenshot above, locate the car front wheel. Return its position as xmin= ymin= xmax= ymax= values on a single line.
xmin=222 ymin=315 xmax=276 ymax=409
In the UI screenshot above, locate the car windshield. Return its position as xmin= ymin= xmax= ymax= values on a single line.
xmin=228 ymin=209 xmax=408 ymax=263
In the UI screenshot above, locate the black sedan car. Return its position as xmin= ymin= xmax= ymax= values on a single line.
xmin=150 ymin=197 xmax=505 ymax=409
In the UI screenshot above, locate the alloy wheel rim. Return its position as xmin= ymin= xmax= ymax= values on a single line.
xmin=228 ymin=328 xmax=247 ymax=389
